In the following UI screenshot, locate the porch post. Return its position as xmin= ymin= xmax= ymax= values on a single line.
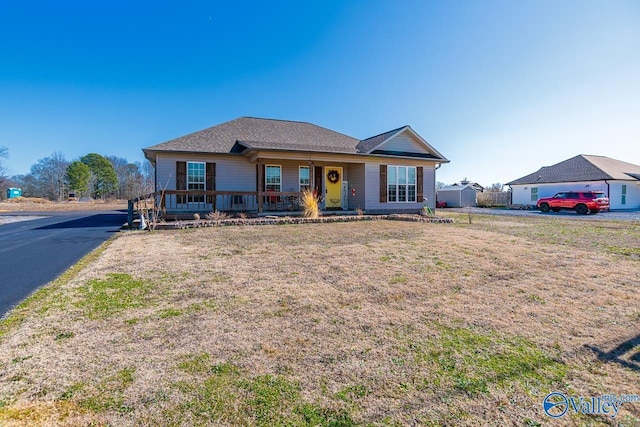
xmin=257 ymin=159 xmax=264 ymax=213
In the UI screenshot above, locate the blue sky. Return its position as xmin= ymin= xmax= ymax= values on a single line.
xmin=1 ymin=0 xmax=638 ymax=186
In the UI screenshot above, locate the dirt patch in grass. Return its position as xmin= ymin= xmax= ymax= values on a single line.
xmin=0 ymin=217 xmax=639 ymax=425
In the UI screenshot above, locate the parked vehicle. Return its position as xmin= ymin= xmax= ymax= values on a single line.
xmin=537 ymin=191 xmax=609 ymax=215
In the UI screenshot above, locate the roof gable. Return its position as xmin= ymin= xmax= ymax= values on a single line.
xmin=357 ymin=126 xmax=448 ymax=161
xmin=507 ymin=155 xmax=640 ymax=185
xmin=582 ymin=155 xmax=640 ymax=180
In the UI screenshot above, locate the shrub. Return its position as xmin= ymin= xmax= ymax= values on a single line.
xmin=206 ymin=210 xmax=228 ymax=221
xmin=300 ymin=189 xmax=320 ymax=219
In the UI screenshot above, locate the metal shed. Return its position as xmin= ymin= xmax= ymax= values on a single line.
xmin=436 ymin=184 xmax=477 ymax=207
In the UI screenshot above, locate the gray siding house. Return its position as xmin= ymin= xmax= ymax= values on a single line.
xmin=143 ymin=117 xmax=449 ymax=214
xmin=507 ymin=154 xmax=640 ymax=210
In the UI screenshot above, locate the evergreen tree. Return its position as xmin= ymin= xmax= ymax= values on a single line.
xmin=80 ymin=153 xmax=119 ymax=198
xmin=66 ymin=161 xmax=91 ymax=196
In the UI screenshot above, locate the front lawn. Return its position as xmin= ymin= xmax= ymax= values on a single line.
xmin=1 ymin=215 xmax=638 ymax=425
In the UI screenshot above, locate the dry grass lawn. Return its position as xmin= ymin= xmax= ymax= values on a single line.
xmin=0 ymin=198 xmax=126 ymax=212
xmin=0 ymin=213 xmax=639 ymax=426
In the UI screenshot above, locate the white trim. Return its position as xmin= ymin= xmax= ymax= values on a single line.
xmin=366 ymin=127 xmax=408 ymax=153
xmin=246 ymin=150 xmax=449 ymax=164
xmin=387 ymin=165 xmax=417 ymax=203
xmin=366 ymin=126 xmax=449 ymax=161
xmin=299 ymin=165 xmax=310 ymax=192
xmin=265 ymin=164 xmax=282 ymax=192
xmin=186 ymin=161 xmax=206 ymax=204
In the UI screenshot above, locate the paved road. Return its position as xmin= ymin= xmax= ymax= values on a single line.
xmin=0 ymin=210 xmax=126 ymax=318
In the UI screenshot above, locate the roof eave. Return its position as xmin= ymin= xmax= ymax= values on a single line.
xmin=364 ymin=126 xmax=449 ymax=161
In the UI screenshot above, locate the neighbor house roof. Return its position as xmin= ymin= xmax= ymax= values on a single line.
xmin=144 ymin=117 xmax=449 ymax=161
xmin=145 ymin=117 xmax=360 ymax=155
xmin=438 ymin=184 xmax=476 ymax=192
xmin=507 ymin=155 xmax=640 ymax=185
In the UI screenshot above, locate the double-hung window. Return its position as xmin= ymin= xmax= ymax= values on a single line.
xmin=265 ymin=165 xmax=281 ymax=192
xmin=187 ymin=162 xmax=205 ymax=203
xmin=531 ymin=187 xmax=538 ymax=202
xmin=387 ymin=166 xmax=417 ymax=202
xmin=299 ymin=166 xmax=310 ymax=191
xmin=622 ymin=184 xmax=627 ymax=205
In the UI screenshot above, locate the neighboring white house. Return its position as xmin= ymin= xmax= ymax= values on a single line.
xmin=507 ymin=155 xmax=640 ymax=210
xmin=143 ymin=117 xmax=449 ymax=214
xmin=436 ymin=184 xmax=478 ymax=207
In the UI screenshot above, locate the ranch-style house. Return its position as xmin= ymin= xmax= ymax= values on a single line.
xmin=142 ymin=117 xmax=449 ymax=215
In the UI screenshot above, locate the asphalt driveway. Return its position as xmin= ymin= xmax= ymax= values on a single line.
xmin=0 ymin=210 xmax=126 ymax=318
xmin=444 ymin=207 xmax=640 ymax=221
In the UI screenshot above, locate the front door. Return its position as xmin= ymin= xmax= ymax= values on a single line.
xmin=325 ymin=166 xmax=342 ymax=209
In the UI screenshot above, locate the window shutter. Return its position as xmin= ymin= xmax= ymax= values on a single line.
xmin=176 ymin=161 xmax=187 ymax=190
xmin=176 ymin=161 xmax=186 ymax=204
xmin=379 ymin=165 xmax=387 ymax=203
xmin=206 ymin=163 xmax=216 ymax=204
xmin=417 ymin=167 xmax=424 ymax=203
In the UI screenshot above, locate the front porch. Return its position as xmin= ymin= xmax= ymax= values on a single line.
xmin=127 ymin=189 xmax=361 ymax=226
xmin=158 ymin=190 xmax=307 ymax=213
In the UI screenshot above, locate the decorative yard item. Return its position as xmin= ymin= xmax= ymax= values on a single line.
xmin=327 ymin=169 xmax=340 ymax=184
xmin=300 ymin=189 xmax=320 ymax=219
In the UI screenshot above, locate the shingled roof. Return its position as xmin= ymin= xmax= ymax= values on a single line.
xmin=356 ymin=126 xmax=406 ymax=153
xmin=507 ymin=155 xmax=640 ymax=185
xmin=145 ymin=117 xmax=361 ymax=155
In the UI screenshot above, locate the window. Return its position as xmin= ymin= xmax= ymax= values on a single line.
xmin=299 ymin=166 xmax=310 ymax=191
xmin=387 ymin=166 xmax=416 ymax=202
xmin=265 ymin=165 xmax=281 ymax=192
xmin=531 ymin=187 xmax=538 ymax=202
xmin=622 ymin=184 xmax=627 ymax=205
xmin=187 ymin=162 xmax=205 ymax=203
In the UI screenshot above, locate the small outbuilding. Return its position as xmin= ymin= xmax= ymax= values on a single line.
xmin=436 ymin=184 xmax=477 ymax=207
xmin=6 ymin=188 xmax=22 ymax=199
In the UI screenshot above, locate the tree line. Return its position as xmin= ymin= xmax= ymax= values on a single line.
xmin=0 ymin=147 xmax=154 ymax=201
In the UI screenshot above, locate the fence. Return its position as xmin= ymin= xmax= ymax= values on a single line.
xmin=476 ymin=191 xmax=511 ymax=207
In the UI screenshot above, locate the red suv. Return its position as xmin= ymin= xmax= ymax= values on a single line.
xmin=537 ymin=191 xmax=609 ymax=215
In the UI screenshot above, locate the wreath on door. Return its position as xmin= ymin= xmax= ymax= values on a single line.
xmin=327 ymin=170 xmax=340 ymax=184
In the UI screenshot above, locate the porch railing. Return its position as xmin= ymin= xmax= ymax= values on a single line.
xmin=128 ymin=190 xmax=304 ymax=225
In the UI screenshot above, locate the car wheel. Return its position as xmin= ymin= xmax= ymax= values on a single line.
xmin=552 ymin=208 xmax=561 ymax=212
xmin=540 ymin=203 xmax=550 ymax=212
xmin=576 ymin=204 xmax=588 ymax=215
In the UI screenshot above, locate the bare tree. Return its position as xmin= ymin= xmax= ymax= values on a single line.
xmin=29 ymin=152 xmax=69 ymax=200
xmin=489 ymin=183 xmax=504 ymax=192
xmin=0 ymin=146 xmax=8 ymax=187
xmin=140 ymin=160 xmax=155 ymax=195
xmin=107 ymin=156 xmax=151 ymax=199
